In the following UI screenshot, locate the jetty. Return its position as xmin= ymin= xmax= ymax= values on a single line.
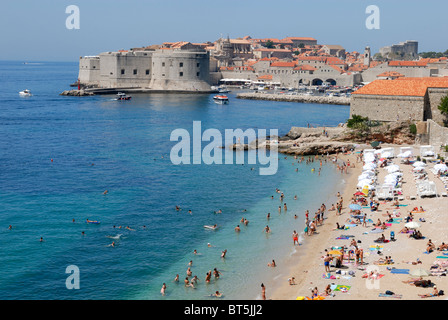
xmin=236 ymin=92 xmax=351 ymax=105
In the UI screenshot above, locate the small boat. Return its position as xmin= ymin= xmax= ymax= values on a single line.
xmin=115 ymin=92 xmax=132 ymax=100
xmin=213 ymin=95 xmax=229 ymax=105
xmin=218 ymin=87 xmax=231 ymax=93
xmin=19 ymin=89 xmax=32 ymax=97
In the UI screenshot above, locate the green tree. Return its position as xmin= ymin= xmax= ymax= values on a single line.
xmin=438 ymin=95 xmax=448 ymax=126
xmin=438 ymin=95 xmax=448 ymax=115
xmin=347 ymin=114 xmax=369 ymax=128
xmin=264 ymin=40 xmax=274 ymax=49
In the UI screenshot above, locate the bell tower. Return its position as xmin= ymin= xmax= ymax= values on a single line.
xmin=364 ymin=46 xmax=371 ymax=67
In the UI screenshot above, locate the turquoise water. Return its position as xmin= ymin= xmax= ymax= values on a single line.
xmin=0 ymin=61 xmax=350 ymax=299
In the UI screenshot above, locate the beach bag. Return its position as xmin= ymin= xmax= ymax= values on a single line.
xmin=439 ymin=290 xmax=444 ymax=296
xmin=385 ymin=290 xmax=394 ymax=295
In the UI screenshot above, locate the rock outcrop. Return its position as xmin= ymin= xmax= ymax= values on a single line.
xmin=229 ymin=121 xmax=416 ymax=156
xmin=60 ymin=90 xmax=95 ymax=96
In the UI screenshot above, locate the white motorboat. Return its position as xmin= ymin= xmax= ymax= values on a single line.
xmin=115 ymin=92 xmax=132 ymax=100
xmin=19 ymin=89 xmax=32 ymax=97
xmin=213 ymin=95 xmax=229 ymax=105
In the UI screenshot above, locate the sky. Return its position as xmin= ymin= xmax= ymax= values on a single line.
xmin=1 ymin=0 xmax=447 ymax=62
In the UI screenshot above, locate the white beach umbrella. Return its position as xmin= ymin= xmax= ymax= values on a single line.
xmin=363 ymin=163 xmax=376 ymax=170
xmin=434 ymin=163 xmax=448 ymax=173
xmin=402 ymin=150 xmax=413 ymax=158
xmin=382 ymin=151 xmax=392 ymax=159
xmin=413 ymin=161 xmax=426 ymax=167
xmin=386 ymin=165 xmax=400 ymax=173
xmin=409 ymin=269 xmax=431 ymax=277
xmin=405 ymin=221 xmax=421 ymax=229
xmin=357 ymin=180 xmax=373 ymax=188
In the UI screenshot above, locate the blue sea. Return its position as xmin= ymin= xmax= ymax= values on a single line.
xmin=0 ymin=61 xmax=350 ymax=300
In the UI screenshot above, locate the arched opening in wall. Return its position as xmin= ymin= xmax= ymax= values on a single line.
xmin=312 ymin=78 xmax=323 ymax=86
xmin=326 ymin=78 xmax=337 ymax=86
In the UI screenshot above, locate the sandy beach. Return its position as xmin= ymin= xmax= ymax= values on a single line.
xmin=269 ymin=144 xmax=448 ymax=300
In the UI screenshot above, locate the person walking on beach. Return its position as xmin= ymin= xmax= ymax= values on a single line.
xmin=324 ymin=254 xmax=332 ymax=273
xmin=292 ymin=230 xmax=299 ymax=245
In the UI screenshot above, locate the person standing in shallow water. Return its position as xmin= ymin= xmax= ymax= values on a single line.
xmin=261 ymin=283 xmax=266 ymax=300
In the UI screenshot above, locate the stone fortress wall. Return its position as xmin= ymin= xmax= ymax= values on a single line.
xmin=79 ymin=48 xmax=212 ymax=92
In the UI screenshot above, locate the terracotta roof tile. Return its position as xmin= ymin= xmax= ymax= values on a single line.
xmin=270 ymin=61 xmax=296 ymax=67
xmin=352 ymin=77 xmax=448 ymax=97
xmin=258 ymin=75 xmax=273 ymax=80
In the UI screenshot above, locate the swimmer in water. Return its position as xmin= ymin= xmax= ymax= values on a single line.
xmin=263 ymin=225 xmax=271 ymax=233
xmin=212 ymin=291 xmax=222 ymax=297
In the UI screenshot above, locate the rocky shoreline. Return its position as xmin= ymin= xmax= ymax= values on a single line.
xmin=229 ymin=125 xmax=355 ymax=156
xmin=236 ymin=92 xmax=351 ymax=105
xmin=229 ymin=121 xmax=417 ymax=156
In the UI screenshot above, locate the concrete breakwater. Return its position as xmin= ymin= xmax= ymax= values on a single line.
xmin=236 ymin=92 xmax=351 ymax=105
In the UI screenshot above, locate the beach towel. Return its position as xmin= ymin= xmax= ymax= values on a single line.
xmin=436 ymin=256 xmax=448 ymax=259
xmin=390 ymin=269 xmax=409 ymax=274
xmin=362 ymin=273 xmax=385 ymax=279
xmin=378 ymin=293 xmax=402 ymax=299
xmin=334 ymin=285 xmax=351 ymax=292
xmin=336 ymin=236 xmax=350 ymax=240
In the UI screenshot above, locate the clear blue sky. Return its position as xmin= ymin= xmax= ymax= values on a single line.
xmin=1 ymin=0 xmax=447 ymax=61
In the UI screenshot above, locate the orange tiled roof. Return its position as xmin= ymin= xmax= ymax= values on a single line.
xmin=325 ymin=57 xmax=345 ymax=65
xmin=254 ymin=48 xmax=292 ymax=52
xmin=294 ymin=65 xmax=317 ymax=71
xmin=376 ymin=71 xmax=405 ymax=78
xmin=388 ymin=60 xmax=428 ymax=67
xmin=270 ymin=61 xmax=296 ymax=67
xmin=329 ymin=65 xmax=345 ymax=73
xmin=352 ymin=77 xmax=448 ymax=97
xmin=284 ymin=37 xmax=317 ymax=41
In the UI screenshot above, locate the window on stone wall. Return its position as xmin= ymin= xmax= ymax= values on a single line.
xmin=146 ymin=69 xmax=150 ymax=75
xmin=121 ymin=69 xmax=125 ymax=75
xmin=180 ymin=62 xmax=183 ymax=67
xmin=133 ymin=69 xmax=137 ymax=75
xmin=162 ymin=62 xmax=165 ymax=67
xmin=197 ymin=72 xmax=200 ymax=77
xmin=197 ymin=63 xmax=200 ymax=68
xmin=179 ymin=72 xmax=183 ymax=77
